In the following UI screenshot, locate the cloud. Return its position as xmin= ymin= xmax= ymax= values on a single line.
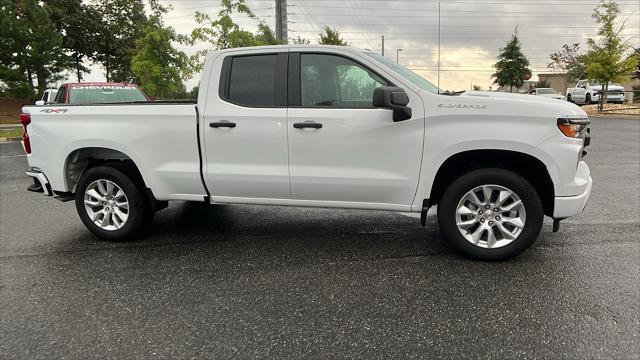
xmin=79 ymin=0 xmax=639 ymax=92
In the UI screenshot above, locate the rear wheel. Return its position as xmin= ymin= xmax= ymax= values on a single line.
xmin=437 ymin=168 xmax=543 ymax=261
xmin=75 ymin=164 xmax=152 ymax=241
xmin=585 ymin=94 xmax=592 ymax=105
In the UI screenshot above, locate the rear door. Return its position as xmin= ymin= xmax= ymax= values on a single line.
xmin=286 ymin=52 xmax=424 ymax=206
xmin=202 ymin=51 xmax=290 ymax=200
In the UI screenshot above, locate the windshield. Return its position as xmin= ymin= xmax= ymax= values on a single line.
xmin=69 ymin=85 xmax=148 ymax=104
xmin=537 ymin=88 xmax=556 ymax=94
xmin=365 ymin=52 xmax=440 ymax=94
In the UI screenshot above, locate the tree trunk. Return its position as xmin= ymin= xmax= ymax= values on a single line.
xmin=35 ymin=70 xmax=47 ymax=96
xmin=25 ymin=67 xmax=35 ymax=97
xmin=75 ymin=55 xmax=82 ymax=82
xmin=509 ymin=85 xmax=513 ymax=93
xmin=105 ymin=58 xmax=110 ymax=82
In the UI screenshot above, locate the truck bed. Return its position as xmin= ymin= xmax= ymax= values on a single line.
xmin=23 ymin=103 xmax=207 ymax=201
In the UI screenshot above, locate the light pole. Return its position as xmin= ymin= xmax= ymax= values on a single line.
xmin=396 ymin=48 xmax=402 ymax=64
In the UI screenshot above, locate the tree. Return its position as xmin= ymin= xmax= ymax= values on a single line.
xmin=584 ymin=0 xmax=637 ymax=108
xmin=491 ymin=28 xmax=531 ymax=93
xmin=132 ymin=27 xmax=192 ymax=99
xmin=630 ymin=48 xmax=640 ymax=80
xmin=190 ymin=0 xmax=281 ymax=71
xmin=472 ymin=84 xmax=483 ymax=91
xmin=548 ymin=43 xmax=588 ymax=87
xmin=45 ymin=0 xmax=101 ymax=82
xmin=318 ymin=26 xmax=347 ymax=46
xmin=292 ymin=36 xmax=311 ymax=45
xmin=93 ymin=0 xmax=148 ymax=82
xmin=0 ymin=0 xmax=69 ymax=97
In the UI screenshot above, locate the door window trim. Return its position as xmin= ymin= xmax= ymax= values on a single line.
xmin=288 ymin=52 xmax=394 ymax=108
xmin=218 ymin=52 xmax=288 ymax=108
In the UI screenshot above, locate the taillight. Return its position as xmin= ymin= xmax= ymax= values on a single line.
xmin=19 ymin=113 xmax=31 ymax=154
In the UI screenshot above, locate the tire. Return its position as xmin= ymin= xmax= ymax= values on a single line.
xmin=437 ymin=168 xmax=544 ymax=261
xmin=567 ymin=94 xmax=573 ymax=103
xmin=75 ymin=163 xmax=152 ymax=241
xmin=585 ymin=94 xmax=591 ymax=105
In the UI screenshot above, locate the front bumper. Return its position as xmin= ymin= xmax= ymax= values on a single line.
xmin=553 ymin=161 xmax=593 ymax=218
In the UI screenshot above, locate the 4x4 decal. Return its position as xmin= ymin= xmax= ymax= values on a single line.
xmin=40 ymin=108 xmax=68 ymax=113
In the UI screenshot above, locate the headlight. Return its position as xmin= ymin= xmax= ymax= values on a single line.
xmin=557 ymin=117 xmax=590 ymax=138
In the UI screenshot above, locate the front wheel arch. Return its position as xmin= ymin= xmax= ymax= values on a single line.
xmin=428 ymin=149 xmax=555 ymax=217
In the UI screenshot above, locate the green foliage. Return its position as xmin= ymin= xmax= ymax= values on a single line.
xmin=492 ymin=28 xmax=531 ymax=92
xmin=472 ymin=84 xmax=483 ymax=91
xmin=131 ymin=26 xmax=192 ymax=99
xmin=318 ymin=27 xmax=348 ymax=46
xmin=630 ymin=48 xmax=640 ymax=80
xmin=0 ymin=0 xmax=69 ymax=97
xmin=584 ymin=0 xmax=637 ymax=105
xmin=190 ymin=0 xmax=281 ymax=71
xmin=548 ymin=43 xmax=588 ymax=85
xmin=45 ymin=0 xmax=101 ymax=82
xmin=292 ymin=36 xmax=311 ymax=45
xmin=93 ymin=0 xmax=148 ymax=82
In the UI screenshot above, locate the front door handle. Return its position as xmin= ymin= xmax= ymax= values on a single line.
xmin=293 ymin=122 xmax=323 ymax=129
xmin=210 ymin=121 xmax=236 ymax=128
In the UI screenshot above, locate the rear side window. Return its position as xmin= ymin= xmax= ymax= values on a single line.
xmin=227 ymin=55 xmax=278 ymax=107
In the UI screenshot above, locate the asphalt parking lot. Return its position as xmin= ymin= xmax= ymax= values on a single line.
xmin=1 ymin=117 xmax=638 ymax=359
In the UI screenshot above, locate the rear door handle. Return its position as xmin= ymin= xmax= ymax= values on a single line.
xmin=210 ymin=121 xmax=236 ymax=128
xmin=293 ymin=122 xmax=323 ymax=129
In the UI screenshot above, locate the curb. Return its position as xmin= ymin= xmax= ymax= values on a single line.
xmin=589 ymin=114 xmax=640 ymax=119
xmin=0 ymin=124 xmax=21 ymax=129
xmin=0 ymin=137 xmax=22 ymax=143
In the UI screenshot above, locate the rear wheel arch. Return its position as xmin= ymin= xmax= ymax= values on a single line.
xmin=429 ymin=149 xmax=555 ymax=217
xmin=64 ymin=147 xmax=145 ymax=193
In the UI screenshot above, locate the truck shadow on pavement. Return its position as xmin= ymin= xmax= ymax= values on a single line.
xmin=128 ymin=201 xmax=457 ymax=263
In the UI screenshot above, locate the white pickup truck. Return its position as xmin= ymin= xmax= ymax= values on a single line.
xmin=566 ymin=79 xmax=626 ymax=105
xmin=21 ymin=45 xmax=593 ymax=260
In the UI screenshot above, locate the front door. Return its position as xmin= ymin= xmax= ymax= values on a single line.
xmin=287 ymin=53 xmax=424 ymax=206
xmin=202 ymin=52 xmax=290 ymax=200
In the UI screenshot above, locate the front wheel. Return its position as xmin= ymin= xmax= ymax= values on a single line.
xmin=75 ymin=163 xmax=152 ymax=241
xmin=567 ymin=94 xmax=573 ymax=103
xmin=585 ymin=94 xmax=592 ymax=105
xmin=437 ymin=168 xmax=544 ymax=261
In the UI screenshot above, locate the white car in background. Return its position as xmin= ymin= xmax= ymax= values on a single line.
xmin=35 ymin=88 xmax=58 ymax=105
xmin=529 ymin=88 xmax=566 ymax=101
xmin=566 ymin=79 xmax=625 ymax=105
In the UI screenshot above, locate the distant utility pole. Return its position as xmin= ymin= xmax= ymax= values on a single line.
xmin=275 ymin=0 xmax=288 ymax=43
xmin=381 ymin=35 xmax=385 ymax=56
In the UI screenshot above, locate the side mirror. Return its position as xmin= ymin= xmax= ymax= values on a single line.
xmin=35 ymin=100 xmax=45 ymax=106
xmin=373 ymin=86 xmax=412 ymax=122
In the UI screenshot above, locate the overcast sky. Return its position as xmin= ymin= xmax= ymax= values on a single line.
xmin=83 ymin=0 xmax=640 ymax=91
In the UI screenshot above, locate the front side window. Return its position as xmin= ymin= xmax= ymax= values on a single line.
xmin=300 ymin=54 xmax=387 ymax=108
xmin=228 ymin=55 xmax=278 ymax=107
